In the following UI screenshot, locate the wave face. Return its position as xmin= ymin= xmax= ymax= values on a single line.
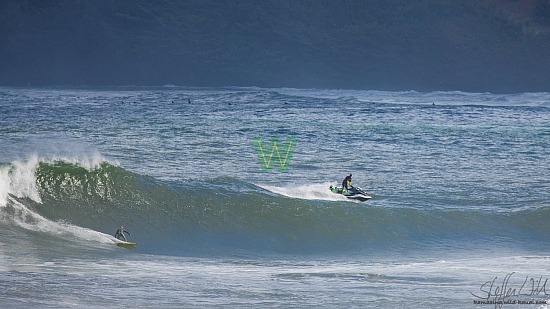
xmin=2 ymin=156 xmax=549 ymax=257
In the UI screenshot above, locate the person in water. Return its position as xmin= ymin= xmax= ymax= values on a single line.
xmin=114 ymin=226 xmax=130 ymax=241
xmin=342 ymin=174 xmax=352 ymax=191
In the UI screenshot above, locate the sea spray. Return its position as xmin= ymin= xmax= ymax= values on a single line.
xmin=0 ymin=165 xmax=9 ymax=207
xmin=258 ymin=182 xmax=352 ymax=202
xmin=0 ymin=156 xmax=42 ymax=206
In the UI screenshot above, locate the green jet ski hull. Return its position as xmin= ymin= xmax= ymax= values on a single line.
xmin=330 ymin=185 xmax=372 ymax=202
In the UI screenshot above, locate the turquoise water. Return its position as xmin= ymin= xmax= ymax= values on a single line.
xmin=1 ymin=86 xmax=549 ymax=307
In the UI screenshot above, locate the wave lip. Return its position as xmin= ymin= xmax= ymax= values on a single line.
xmin=0 ymin=153 xmax=113 ymax=207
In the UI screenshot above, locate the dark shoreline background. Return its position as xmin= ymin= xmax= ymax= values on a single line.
xmin=1 ymin=0 xmax=550 ymax=93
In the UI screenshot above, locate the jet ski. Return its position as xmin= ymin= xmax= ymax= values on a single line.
xmin=329 ymin=185 xmax=372 ymax=202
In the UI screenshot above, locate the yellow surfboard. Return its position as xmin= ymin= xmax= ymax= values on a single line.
xmin=115 ymin=241 xmax=137 ymax=248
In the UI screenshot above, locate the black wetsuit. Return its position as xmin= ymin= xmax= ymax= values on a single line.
xmin=115 ymin=229 xmax=130 ymax=241
xmin=342 ymin=175 xmax=352 ymax=190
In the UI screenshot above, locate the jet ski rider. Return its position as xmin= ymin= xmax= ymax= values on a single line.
xmin=342 ymin=174 xmax=352 ymax=191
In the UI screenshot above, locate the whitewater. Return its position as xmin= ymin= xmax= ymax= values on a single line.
xmin=0 ymin=86 xmax=549 ymax=308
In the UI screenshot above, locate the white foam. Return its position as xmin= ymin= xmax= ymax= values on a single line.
xmin=4 ymin=197 xmax=116 ymax=244
xmin=0 ymin=166 xmax=9 ymax=207
xmin=0 ymin=155 xmax=42 ymax=206
xmin=258 ymin=182 xmax=350 ymax=202
xmin=46 ymin=151 xmax=108 ymax=170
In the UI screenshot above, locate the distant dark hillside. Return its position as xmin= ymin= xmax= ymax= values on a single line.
xmin=1 ymin=0 xmax=549 ymax=93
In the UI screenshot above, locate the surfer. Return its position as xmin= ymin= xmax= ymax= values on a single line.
xmin=342 ymin=174 xmax=352 ymax=191
xmin=114 ymin=226 xmax=131 ymax=241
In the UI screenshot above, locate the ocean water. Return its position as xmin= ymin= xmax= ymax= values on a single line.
xmin=0 ymin=86 xmax=549 ymax=308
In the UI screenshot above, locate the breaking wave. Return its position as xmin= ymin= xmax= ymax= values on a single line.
xmin=1 ymin=156 xmax=549 ymax=257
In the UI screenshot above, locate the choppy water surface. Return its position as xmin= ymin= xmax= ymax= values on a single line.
xmin=0 ymin=86 xmax=549 ymax=308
